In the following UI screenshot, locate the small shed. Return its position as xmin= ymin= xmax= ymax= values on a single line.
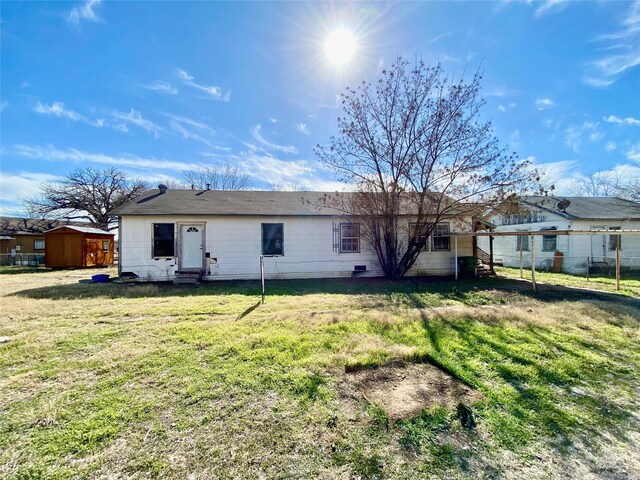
xmin=45 ymin=226 xmax=115 ymax=268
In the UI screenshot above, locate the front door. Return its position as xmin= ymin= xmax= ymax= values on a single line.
xmin=590 ymin=225 xmax=605 ymax=258
xmin=180 ymin=225 xmax=204 ymax=270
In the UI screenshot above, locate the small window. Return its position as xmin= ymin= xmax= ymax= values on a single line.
xmin=409 ymin=223 xmax=428 ymax=251
xmin=262 ymin=223 xmax=284 ymax=256
xmin=34 ymin=240 xmax=45 ymax=250
xmin=102 ymin=240 xmax=109 ymax=252
xmin=516 ymin=233 xmax=529 ymax=252
xmin=432 ymin=223 xmax=450 ymax=251
xmin=541 ymin=227 xmax=557 ymax=252
xmin=340 ymin=223 xmax=360 ymax=253
xmin=153 ymin=223 xmax=175 ymax=257
xmin=186 ymin=226 xmax=199 ymax=233
xmin=609 ymin=227 xmax=621 ymax=251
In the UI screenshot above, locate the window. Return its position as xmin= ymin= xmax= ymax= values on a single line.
xmin=262 ymin=223 xmax=284 ymax=256
xmin=515 ymin=232 xmax=529 ymax=252
xmin=153 ymin=223 xmax=175 ymax=257
xmin=432 ymin=223 xmax=450 ymax=251
xmin=340 ymin=223 xmax=360 ymax=253
xmin=409 ymin=222 xmax=428 ymax=251
xmin=609 ymin=227 xmax=621 ymax=251
xmin=34 ymin=240 xmax=45 ymax=250
xmin=541 ymin=227 xmax=557 ymax=252
xmin=102 ymin=240 xmax=109 ymax=252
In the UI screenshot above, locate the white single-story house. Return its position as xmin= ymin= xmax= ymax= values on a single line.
xmin=110 ymin=188 xmax=475 ymax=282
xmin=478 ymin=196 xmax=640 ymax=274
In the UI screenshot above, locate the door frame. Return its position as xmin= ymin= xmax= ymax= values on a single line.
xmin=590 ymin=225 xmax=606 ymax=258
xmin=177 ymin=222 xmax=206 ymax=271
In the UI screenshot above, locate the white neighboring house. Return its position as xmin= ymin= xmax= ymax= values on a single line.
xmin=479 ymin=196 xmax=640 ymax=274
xmin=110 ymin=188 xmax=475 ymax=282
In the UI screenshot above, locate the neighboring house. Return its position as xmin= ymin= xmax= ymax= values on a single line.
xmin=479 ymin=196 xmax=640 ymax=273
xmin=45 ymin=226 xmax=115 ymax=268
xmin=0 ymin=217 xmax=93 ymax=265
xmin=110 ymin=188 xmax=475 ymax=282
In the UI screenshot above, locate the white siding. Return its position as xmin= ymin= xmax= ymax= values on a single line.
xmin=120 ymin=215 xmax=473 ymax=281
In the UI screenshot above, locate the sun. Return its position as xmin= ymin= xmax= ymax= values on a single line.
xmin=324 ymin=28 xmax=358 ymax=66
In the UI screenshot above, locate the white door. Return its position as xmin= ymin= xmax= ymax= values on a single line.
xmin=590 ymin=226 xmax=605 ymax=258
xmin=180 ymin=225 xmax=203 ymax=269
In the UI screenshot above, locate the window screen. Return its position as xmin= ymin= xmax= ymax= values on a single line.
xmin=432 ymin=223 xmax=450 ymax=251
xmin=516 ymin=233 xmax=529 ymax=252
xmin=609 ymin=227 xmax=621 ymax=251
xmin=541 ymin=227 xmax=557 ymax=252
xmin=153 ymin=223 xmax=175 ymax=257
xmin=262 ymin=223 xmax=284 ymax=256
xmin=409 ymin=223 xmax=428 ymax=251
xmin=340 ymin=223 xmax=360 ymax=253
xmin=34 ymin=240 xmax=45 ymax=250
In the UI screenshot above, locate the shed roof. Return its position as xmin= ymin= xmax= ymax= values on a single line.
xmin=0 ymin=216 xmax=92 ymax=235
xmin=519 ymin=196 xmax=640 ymax=220
xmin=46 ymin=225 xmax=114 ymax=235
xmin=110 ymin=189 xmax=472 ymax=217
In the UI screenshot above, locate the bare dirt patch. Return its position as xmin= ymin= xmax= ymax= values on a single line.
xmin=344 ymin=362 xmax=483 ymax=420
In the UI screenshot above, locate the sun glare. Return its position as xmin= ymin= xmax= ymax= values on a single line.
xmin=324 ymin=28 xmax=357 ymax=66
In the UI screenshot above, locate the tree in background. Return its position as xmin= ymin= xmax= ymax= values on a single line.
xmin=570 ymin=170 xmax=640 ymax=202
xmin=315 ymin=58 xmax=539 ymax=279
xmin=182 ymin=165 xmax=250 ymax=190
xmin=24 ymin=168 xmax=147 ymax=231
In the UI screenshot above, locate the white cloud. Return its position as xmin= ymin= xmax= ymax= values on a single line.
xmin=534 ymin=0 xmax=569 ymax=18
xmin=176 ymin=68 xmax=230 ymax=101
xmin=1 ymin=102 xmax=8 ymax=112
xmin=627 ymin=143 xmax=640 ymax=163
xmin=584 ymin=1 xmax=640 ymax=87
xmin=497 ymin=105 xmax=506 ymax=112
xmin=112 ymin=109 xmax=163 ymax=138
xmin=34 ymin=101 xmax=86 ymax=122
xmin=295 ymin=123 xmax=310 ymax=135
xmin=269 ymin=118 xmax=278 ymax=124
xmin=535 ymin=97 xmax=556 ymax=110
xmin=8 ymin=144 xmax=200 ymax=171
xmin=564 ymin=121 xmax=602 ymax=153
xmin=605 ymin=141 xmax=617 ymax=152
xmin=143 ymin=81 xmax=178 ymax=95
xmin=602 ymin=114 xmax=640 ymax=126
xmin=250 ymin=124 xmax=298 ymax=154
xmin=67 ymin=0 xmax=103 ymax=26
xmin=0 ymin=171 xmax=60 ymax=203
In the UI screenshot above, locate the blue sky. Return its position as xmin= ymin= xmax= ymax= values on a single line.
xmin=1 ymin=0 xmax=639 ymax=214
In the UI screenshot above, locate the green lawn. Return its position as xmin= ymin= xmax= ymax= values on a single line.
xmin=1 ymin=269 xmax=639 ymax=479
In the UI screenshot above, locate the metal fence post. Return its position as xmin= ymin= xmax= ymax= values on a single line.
xmin=260 ymin=255 xmax=265 ymax=304
xmin=531 ymin=235 xmax=537 ymax=292
xmin=616 ymin=236 xmax=620 ymax=291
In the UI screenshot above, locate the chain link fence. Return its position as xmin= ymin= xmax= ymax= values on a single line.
xmin=0 ymin=253 xmax=46 ymax=267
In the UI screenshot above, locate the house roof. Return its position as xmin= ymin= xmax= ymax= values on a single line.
xmin=519 ymin=196 xmax=640 ymax=220
xmin=0 ymin=217 xmax=93 ymax=236
xmin=46 ymin=225 xmax=114 ymax=235
xmin=110 ymin=189 xmax=473 ymax=217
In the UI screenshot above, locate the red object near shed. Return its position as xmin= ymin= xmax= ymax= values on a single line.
xmin=44 ymin=226 xmax=115 ymax=268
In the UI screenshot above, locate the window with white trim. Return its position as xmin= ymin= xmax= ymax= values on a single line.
xmin=541 ymin=227 xmax=557 ymax=252
xmin=432 ymin=223 xmax=450 ymax=251
xmin=409 ymin=222 xmax=428 ymax=251
xmin=102 ymin=240 xmax=109 ymax=252
xmin=515 ymin=232 xmax=529 ymax=252
xmin=608 ymin=227 xmax=621 ymax=251
xmin=340 ymin=223 xmax=360 ymax=253
xmin=34 ymin=240 xmax=45 ymax=250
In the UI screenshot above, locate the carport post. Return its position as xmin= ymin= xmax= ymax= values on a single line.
xmin=530 ymin=235 xmax=537 ymax=292
xmin=519 ymin=234 xmax=524 ymax=279
xmin=616 ymin=236 xmax=620 ymax=291
xmin=454 ymin=236 xmax=458 ymax=280
xmin=260 ymin=255 xmax=265 ymax=304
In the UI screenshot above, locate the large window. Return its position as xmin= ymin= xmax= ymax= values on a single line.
xmin=515 ymin=232 xmax=529 ymax=252
xmin=432 ymin=223 xmax=450 ymax=251
xmin=340 ymin=223 xmax=360 ymax=253
xmin=262 ymin=223 xmax=284 ymax=256
xmin=609 ymin=227 xmax=621 ymax=251
xmin=34 ymin=240 xmax=45 ymax=250
xmin=153 ymin=223 xmax=175 ymax=257
xmin=409 ymin=222 xmax=428 ymax=251
xmin=541 ymin=227 xmax=557 ymax=252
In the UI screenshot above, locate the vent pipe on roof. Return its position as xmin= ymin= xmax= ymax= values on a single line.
xmin=158 ymin=184 xmax=168 ymax=194
xmin=206 ymin=183 xmax=211 ymax=191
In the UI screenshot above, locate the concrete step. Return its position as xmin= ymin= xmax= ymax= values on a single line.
xmin=174 ymin=271 xmax=202 ymax=285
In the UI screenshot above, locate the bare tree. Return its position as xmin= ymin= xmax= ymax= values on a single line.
xmin=24 ymin=168 xmax=147 ymax=230
xmin=570 ymin=170 xmax=640 ymax=202
xmin=315 ymin=58 xmax=538 ymax=279
xmin=182 ymin=165 xmax=250 ymax=190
